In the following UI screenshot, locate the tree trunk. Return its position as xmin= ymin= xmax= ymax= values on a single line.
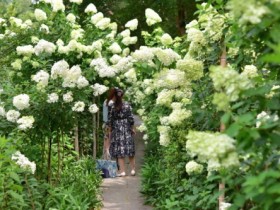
xmin=57 ymin=131 xmax=61 ymax=180
xmin=47 ymin=137 xmax=52 ymax=183
xmin=176 ymin=0 xmax=186 ymax=35
xmin=74 ymin=125 xmax=79 ymax=159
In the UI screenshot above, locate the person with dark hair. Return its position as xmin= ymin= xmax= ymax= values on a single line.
xmin=102 ymin=88 xmax=116 ymax=155
xmin=108 ymin=88 xmax=136 ymax=177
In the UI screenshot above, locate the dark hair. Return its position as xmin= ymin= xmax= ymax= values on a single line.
xmin=114 ymin=87 xmax=124 ymax=111
xmin=106 ymin=88 xmax=116 ymax=106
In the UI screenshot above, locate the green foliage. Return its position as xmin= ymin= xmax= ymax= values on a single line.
xmin=45 ymin=157 xmax=102 ymax=209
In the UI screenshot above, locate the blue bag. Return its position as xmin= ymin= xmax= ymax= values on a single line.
xmin=96 ymin=151 xmax=117 ymax=178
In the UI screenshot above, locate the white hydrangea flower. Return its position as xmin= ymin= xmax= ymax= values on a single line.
xmin=70 ymin=0 xmax=83 ymax=4
xmin=47 ymin=93 xmax=59 ymax=103
xmin=63 ymin=91 xmax=73 ymax=103
xmin=185 ymin=160 xmax=203 ymax=175
xmin=241 ymin=65 xmax=258 ymax=78
xmin=124 ymin=68 xmax=137 ymax=83
xmin=6 ymin=110 xmax=21 ymax=122
xmin=34 ymin=39 xmax=56 ymax=55
xmin=154 ymin=48 xmax=180 ymax=66
xmin=66 ymin=13 xmax=76 ymax=23
xmin=137 ymin=109 xmax=145 ymax=116
xmin=91 ymin=12 xmax=104 ymax=25
xmin=11 ymin=59 xmax=22 ymax=70
xmin=32 ymin=70 xmax=49 ymax=89
xmin=50 ymin=0 xmax=65 ymax=12
xmin=9 ymin=17 xmax=23 ymax=27
xmin=77 ymin=76 xmax=89 ymax=89
xmin=137 ymin=124 xmax=147 ymax=132
xmin=90 ymin=58 xmax=116 ymax=78
xmin=0 ymin=18 xmax=6 ymax=25
xmin=51 ymin=60 xmax=69 ymax=79
xmin=122 ymin=48 xmax=130 ymax=56
xmin=92 ymin=39 xmax=103 ymax=51
xmin=158 ymin=125 xmax=170 ymax=146
xmin=125 ymin=19 xmax=138 ymax=31
xmin=155 ymin=69 xmax=186 ymax=89
xmin=31 ymin=36 xmax=39 ymax=44
xmin=256 ymin=111 xmax=279 ymax=128
xmin=85 ymin=3 xmax=97 ymax=14
xmin=113 ymin=56 xmax=133 ymax=73
xmin=176 ymin=57 xmax=204 ymax=81
xmin=166 ymin=104 xmax=192 ymax=126
xmin=156 ymin=89 xmax=175 ymax=106
xmin=62 ymin=65 xmax=82 ymax=88
xmin=56 ymin=39 xmax=64 ymax=46
xmin=71 ymin=28 xmax=84 ymax=40
xmin=187 ymin=28 xmax=206 ymax=44
xmin=0 ymin=106 xmax=6 ymax=117
xmin=185 ymin=20 xmax=199 ymax=32
xmin=96 ymin=18 xmax=111 ymax=30
xmin=17 ymin=116 xmax=35 ymax=130
xmin=132 ymin=46 xmax=155 ymax=62
xmin=13 ymin=94 xmax=30 ymax=110
xmin=11 ymin=151 xmax=36 ymax=174
xmin=91 ymin=83 xmax=109 ymax=96
xmin=186 ymin=131 xmax=239 ymax=172
xmin=34 ymin=9 xmax=47 ymax=21
xmin=16 ymin=45 xmax=34 ymax=57
xmin=122 ymin=36 xmax=138 ymax=46
xmin=39 ymin=24 xmax=50 ymax=34
xmin=72 ymin=101 xmax=85 ymax=112
xmin=120 ymin=29 xmax=131 ymax=38
xmin=110 ymin=54 xmax=122 ymax=64
xmin=145 ymin=8 xmax=162 ymax=26
xmin=220 ymin=202 xmax=232 ymax=210
xmin=109 ymin=42 xmax=122 ymax=54
xmin=89 ymin=104 xmax=99 ymax=114
xmin=160 ymin=33 xmax=173 ymax=46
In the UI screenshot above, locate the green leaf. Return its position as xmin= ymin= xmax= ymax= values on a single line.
xmin=226 ymin=123 xmax=242 ymax=137
xmin=9 ymin=171 xmax=20 ymax=183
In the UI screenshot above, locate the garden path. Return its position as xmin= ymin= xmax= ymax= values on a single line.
xmin=101 ymin=115 xmax=152 ymax=210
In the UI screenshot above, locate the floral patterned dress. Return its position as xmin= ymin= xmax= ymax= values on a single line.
xmin=108 ymin=102 xmax=135 ymax=158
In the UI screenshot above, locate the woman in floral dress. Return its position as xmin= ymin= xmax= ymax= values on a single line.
xmin=108 ymin=88 xmax=136 ymax=176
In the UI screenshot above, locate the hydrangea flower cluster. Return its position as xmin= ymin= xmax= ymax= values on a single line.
xmin=185 ymin=160 xmax=203 ymax=175
xmin=91 ymin=83 xmax=109 ymax=96
xmin=145 ymin=8 xmax=162 ymax=26
xmin=186 ymin=131 xmax=239 ymax=172
xmin=90 ymin=58 xmax=116 ymax=77
xmin=72 ymin=101 xmax=85 ymax=112
xmin=89 ymin=104 xmax=99 ymax=114
xmin=210 ymin=66 xmax=254 ymax=111
xmin=155 ymin=69 xmax=186 ymax=89
xmin=17 ymin=116 xmax=35 ymax=130
xmin=13 ymin=94 xmax=30 ymax=110
xmin=256 ymin=111 xmax=279 ymax=128
xmin=158 ymin=125 xmax=171 ymax=146
xmin=176 ymin=56 xmax=204 ymax=81
xmin=11 ymin=151 xmax=36 ymax=174
xmin=47 ymin=93 xmax=59 ymax=103
xmin=156 ymin=89 xmax=176 ymax=107
xmin=32 ymin=70 xmax=49 ymax=89
xmin=6 ymin=110 xmax=20 ymax=122
xmin=227 ymin=0 xmax=268 ymax=24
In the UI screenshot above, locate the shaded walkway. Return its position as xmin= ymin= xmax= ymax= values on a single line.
xmin=101 ymin=116 xmax=152 ymax=210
